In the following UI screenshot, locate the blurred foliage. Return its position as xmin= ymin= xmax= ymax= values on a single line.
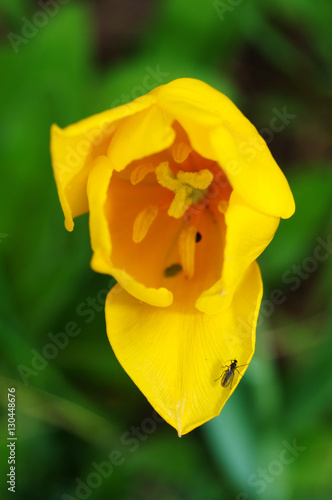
xmin=0 ymin=0 xmax=332 ymax=499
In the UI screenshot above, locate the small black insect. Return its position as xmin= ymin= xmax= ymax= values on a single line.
xmin=195 ymin=231 xmax=202 ymax=243
xmin=215 ymin=359 xmax=247 ymax=388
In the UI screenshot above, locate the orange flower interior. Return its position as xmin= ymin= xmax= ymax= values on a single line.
xmin=106 ymin=123 xmax=233 ymax=305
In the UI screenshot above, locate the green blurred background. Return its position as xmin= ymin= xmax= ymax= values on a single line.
xmin=1 ymin=0 xmax=332 ymax=499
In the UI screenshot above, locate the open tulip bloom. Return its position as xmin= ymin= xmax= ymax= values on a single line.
xmin=51 ymin=78 xmax=295 ymax=435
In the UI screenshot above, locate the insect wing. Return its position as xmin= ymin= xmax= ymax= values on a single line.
xmin=221 ymin=367 xmax=235 ymax=388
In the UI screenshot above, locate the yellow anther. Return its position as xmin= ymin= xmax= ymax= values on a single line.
xmin=218 ymin=200 xmax=229 ymax=214
xmin=132 ymin=205 xmax=159 ymax=243
xmin=178 ymin=225 xmax=197 ymax=279
xmin=130 ymin=163 xmax=155 ymax=185
xmin=172 ymin=143 xmax=192 ymax=164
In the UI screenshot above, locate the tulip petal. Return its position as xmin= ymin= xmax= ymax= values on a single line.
xmin=107 ymin=105 xmax=176 ymax=172
xmin=210 ymin=126 xmax=295 ymax=220
xmin=51 ymin=94 xmax=156 ymax=231
xmin=152 ymin=78 xmax=295 ymax=219
xmin=87 ymin=155 xmax=113 ymax=273
xmin=105 ymin=261 xmax=262 ymax=436
xmin=196 ymin=191 xmax=279 ymax=314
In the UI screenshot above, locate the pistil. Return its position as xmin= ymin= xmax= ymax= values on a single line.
xmin=155 ymin=162 xmax=214 ymax=219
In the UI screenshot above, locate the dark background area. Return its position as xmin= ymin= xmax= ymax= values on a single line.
xmin=0 ymin=1 xmax=332 ymax=499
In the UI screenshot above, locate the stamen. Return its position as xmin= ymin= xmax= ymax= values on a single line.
xmin=178 ymin=225 xmax=197 ymax=279
xmin=130 ymin=163 xmax=155 ymax=185
xmin=132 ymin=205 xmax=159 ymax=243
xmin=172 ymin=143 xmax=192 ymax=164
xmin=218 ymin=200 xmax=229 ymax=214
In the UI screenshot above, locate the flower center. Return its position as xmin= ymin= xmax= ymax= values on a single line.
xmin=107 ymin=126 xmax=232 ymax=304
xmin=155 ymin=162 xmax=214 ymax=219
xmin=129 ymin=155 xmax=224 ymax=283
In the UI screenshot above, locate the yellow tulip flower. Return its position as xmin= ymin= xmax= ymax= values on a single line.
xmin=51 ymin=78 xmax=295 ymax=435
